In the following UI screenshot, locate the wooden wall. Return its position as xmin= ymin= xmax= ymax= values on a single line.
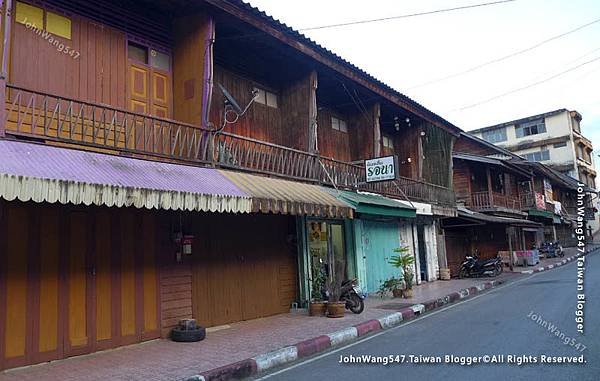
xmin=317 ymin=108 xmax=352 ymax=162
xmin=173 ymin=13 xmax=211 ymax=126
xmin=280 ymin=74 xmax=312 ymax=151
xmin=10 ymin=10 xmax=127 ymax=109
xmin=452 ymin=159 xmax=472 ymax=204
xmin=191 ymin=213 xmax=298 ymax=328
xmin=454 ymin=135 xmax=497 ymax=156
xmin=0 ymin=201 xmax=160 ymax=370
xmin=210 ymin=66 xmax=283 ymax=145
xmin=394 ymin=125 xmax=421 ymax=178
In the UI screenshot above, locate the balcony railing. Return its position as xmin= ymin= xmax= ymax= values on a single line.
xmin=467 ymin=191 xmax=521 ymax=211
xmin=520 ymin=191 xmax=555 ymax=213
xmin=3 ymin=84 xmax=455 ymax=206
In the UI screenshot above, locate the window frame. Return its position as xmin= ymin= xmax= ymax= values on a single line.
xmin=331 ymin=116 xmax=348 ymax=133
xmin=482 ymin=127 xmax=507 ymax=143
xmin=253 ymin=86 xmax=278 ymax=109
xmin=515 ymin=119 xmax=546 ymax=138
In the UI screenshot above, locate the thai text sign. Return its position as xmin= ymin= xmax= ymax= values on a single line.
xmin=365 ymin=156 xmax=397 ymax=183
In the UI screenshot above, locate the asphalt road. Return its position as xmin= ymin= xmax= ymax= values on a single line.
xmin=254 ymin=250 xmax=599 ymax=381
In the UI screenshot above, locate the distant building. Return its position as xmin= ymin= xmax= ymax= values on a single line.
xmin=470 ymin=109 xmax=598 ymax=234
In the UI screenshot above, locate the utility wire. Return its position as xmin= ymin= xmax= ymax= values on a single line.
xmin=220 ymin=0 xmax=516 ymax=40
xmin=453 ymin=55 xmax=600 ymax=111
xmin=409 ymin=17 xmax=600 ymax=90
xmin=299 ymin=0 xmax=516 ymax=31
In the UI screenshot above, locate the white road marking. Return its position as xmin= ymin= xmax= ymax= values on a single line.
xmin=253 ymin=268 xmax=561 ymax=380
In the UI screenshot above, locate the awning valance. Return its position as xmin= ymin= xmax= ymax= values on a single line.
xmin=443 ymin=207 xmax=542 ymax=228
xmin=219 ymin=170 xmax=353 ymax=218
xmin=0 ymin=140 xmax=352 ymax=218
xmin=0 ymin=139 xmax=251 ymax=213
xmin=328 ymin=189 xmax=416 ymax=218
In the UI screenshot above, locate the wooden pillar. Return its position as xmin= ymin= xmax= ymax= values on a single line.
xmin=308 ymin=70 xmax=318 ymax=153
xmin=373 ymin=103 xmax=381 ymax=157
xmin=0 ymin=0 xmax=12 ymax=138
xmin=486 ymin=167 xmax=494 ymax=206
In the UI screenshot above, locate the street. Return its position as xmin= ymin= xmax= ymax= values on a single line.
xmin=255 ymin=251 xmax=599 ymax=381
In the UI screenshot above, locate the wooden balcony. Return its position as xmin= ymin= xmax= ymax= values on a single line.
xmin=520 ymin=191 xmax=555 ymax=213
xmin=2 ymin=84 xmax=455 ymax=206
xmin=466 ymin=191 xmax=521 ymax=212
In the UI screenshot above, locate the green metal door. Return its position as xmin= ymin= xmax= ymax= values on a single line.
xmin=362 ymin=220 xmax=401 ymax=294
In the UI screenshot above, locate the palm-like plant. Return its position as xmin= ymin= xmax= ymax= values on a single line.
xmin=388 ymin=246 xmax=415 ymax=290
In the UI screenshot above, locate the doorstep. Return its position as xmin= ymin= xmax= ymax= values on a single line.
xmin=1 ymin=276 xmax=516 ymax=381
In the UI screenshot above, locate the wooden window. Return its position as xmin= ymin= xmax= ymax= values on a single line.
xmin=15 ymin=2 xmax=72 ymax=39
xmin=253 ymin=86 xmax=278 ymax=108
xmin=331 ymin=116 xmax=347 ymax=133
xmin=382 ymin=135 xmax=394 ymax=149
xmin=46 ymin=11 xmax=71 ymax=39
xmin=15 ymin=2 xmax=44 ymax=28
xmin=150 ymin=49 xmax=170 ymax=71
xmin=128 ymin=42 xmax=148 ymax=64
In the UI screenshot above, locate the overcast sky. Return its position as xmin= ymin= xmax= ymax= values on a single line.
xmin=247 ymin=0 xmax=600 ymax=157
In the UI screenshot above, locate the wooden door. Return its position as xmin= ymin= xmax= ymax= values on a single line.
xmin=128 ymin=61 xmax=171 ymax=118
xmin=65 ymin=211 xmax=94 ymax=357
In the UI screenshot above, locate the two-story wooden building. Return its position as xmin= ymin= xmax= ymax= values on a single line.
xmin=0 ymin=0 xmax=460 ymax=369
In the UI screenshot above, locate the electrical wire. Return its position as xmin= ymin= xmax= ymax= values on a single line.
xmin=299 ymin=0 xmax=516 ymax=31
xmin=452 ymin=55 xmax=600 ymax=111
xmin=409 ymin=17 xmax=600 ymax=90
xmin=219 ymin=0 xmax=516 ymax=40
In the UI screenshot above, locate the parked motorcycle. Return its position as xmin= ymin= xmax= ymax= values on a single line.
xmin=539 ymin=241 xmax=564 ymax=258
xmin=459 ymin=254 xmax=503 ymax=278
xmin=340 ymin=278 xmax=365 ymax=314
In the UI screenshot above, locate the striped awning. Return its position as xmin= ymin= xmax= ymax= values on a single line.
xmin=0 ymin=139 xmax=353 ymax=218
xmin=0 ymin=139 xmax=251 ymax=213
xmin=219 ymin=170 xmax=353 ymax=218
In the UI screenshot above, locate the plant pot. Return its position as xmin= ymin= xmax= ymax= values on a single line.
xmin=392 ymin=288 xmax=403 ymax=298
xmin=326 ymin=301 xmax=346 ymax=318
xmin=403 ymin=288 xmax=414 ymax=298
xmin=309 ymin=301 xmax=327 ymax=316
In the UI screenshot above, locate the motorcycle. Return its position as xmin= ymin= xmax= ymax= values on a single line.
xmin=539 ymin=241 xmax=564 ymax=258
xmin=339 ymin=278 xmax=366 ymax=314
xmin=459 ymin=253 xmax=503 ymax=278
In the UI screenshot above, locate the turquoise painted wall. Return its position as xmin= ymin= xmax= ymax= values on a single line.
xmin=359 ymin=219 xmax=402 ymax=294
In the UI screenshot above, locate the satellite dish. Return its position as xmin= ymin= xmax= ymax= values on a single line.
xmin=218 ymin=83 xmax=243 ymax=114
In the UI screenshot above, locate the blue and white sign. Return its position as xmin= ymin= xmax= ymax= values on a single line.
xmin=365 ymin=155 xmax=397 ymax=183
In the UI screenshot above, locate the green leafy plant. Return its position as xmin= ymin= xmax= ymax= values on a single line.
xmin=310 ymin=263 xmax=327 ymax=302
xmin=389 ymin=246 xmax=415 ymax=290
xmin=378 ymin=277 xmax=403 ymax=298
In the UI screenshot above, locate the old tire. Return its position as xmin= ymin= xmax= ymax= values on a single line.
xmin=171 ymin=326 xmax=206 ymax=342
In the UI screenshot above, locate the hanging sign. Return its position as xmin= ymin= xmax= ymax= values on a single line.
xmin=365 ymin=155 xmax=397 ymax=183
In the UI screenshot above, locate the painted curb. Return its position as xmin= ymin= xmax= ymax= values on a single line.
xmin=519 ymin=251 xmax=587 ymax=274
xmin=184 ymin=278 xmax=514 ymax=381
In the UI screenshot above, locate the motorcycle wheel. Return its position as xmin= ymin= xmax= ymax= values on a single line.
xmin=495 ymin=263 xmax=503 ymax=276
xmin=347 ymin=293 xmax=364 ymax=314
xmin=459 ymin=268 xmax=468 ymax=279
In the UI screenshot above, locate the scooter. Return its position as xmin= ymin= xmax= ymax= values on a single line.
xmin=540 ymin=241 xmax=564 ymax=258
xmin=327 ymin=278 xmax=365 ymax=314
xmin=459 ymin=253 xmax=503 ymax=278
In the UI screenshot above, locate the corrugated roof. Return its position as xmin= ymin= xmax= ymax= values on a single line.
xmin=0 ymin=139 xmax=251 ymax=213
xmin=220 ymin=170 xmax=353 ymax=218
xmin=456 ymin=207 xmax=541 ymax=227
xmin=330 ymin=189 xmax=416 ymax=218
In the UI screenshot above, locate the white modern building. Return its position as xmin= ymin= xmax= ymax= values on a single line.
xmin=470 ymin=109 xmax=599 ymax=234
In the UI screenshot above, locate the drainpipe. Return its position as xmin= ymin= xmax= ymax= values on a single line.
xmin=201 ymin=16 xmax=215 ymax=129
xmin=0 ymin=0 xmax=12 ymax=137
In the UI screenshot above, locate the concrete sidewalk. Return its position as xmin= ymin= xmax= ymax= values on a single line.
xmin=0 ymin=273 xmax=517 ymax=381
xmin=508 ymin=244 xmax=598 ymax=274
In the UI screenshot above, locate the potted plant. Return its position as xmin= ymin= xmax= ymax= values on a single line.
xmin=326 ymin=257 xmax=346 ymax=318
xmin=388 ymin=246 xmax=415 ymax=299
xmin=378 ymin=277 xmax=403 ymax=298
xmin=309 ymin=264 xmax=327 ymax=316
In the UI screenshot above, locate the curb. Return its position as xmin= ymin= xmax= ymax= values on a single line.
xmin=184 ymin=279 xmax=503 ymax=381
xmin=518 ymin=248 xmax=594 ymax=275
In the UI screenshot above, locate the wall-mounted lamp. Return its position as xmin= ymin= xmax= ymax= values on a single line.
xmin=394 ymin=116 xmax=400 ymax=131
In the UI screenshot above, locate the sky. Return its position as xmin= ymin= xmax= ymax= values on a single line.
xmin=246 ymin=0 xmax=600 ymax=158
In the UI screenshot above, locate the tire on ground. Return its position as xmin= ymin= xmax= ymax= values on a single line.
xmin=171 ymin=326 xmax=206 ymax=342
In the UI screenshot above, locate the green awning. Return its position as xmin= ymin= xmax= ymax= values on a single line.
xmin=328 ymin=189 xmax=416 ymax=218
xmin=527 ymin=208 xmax=554 ymax=219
